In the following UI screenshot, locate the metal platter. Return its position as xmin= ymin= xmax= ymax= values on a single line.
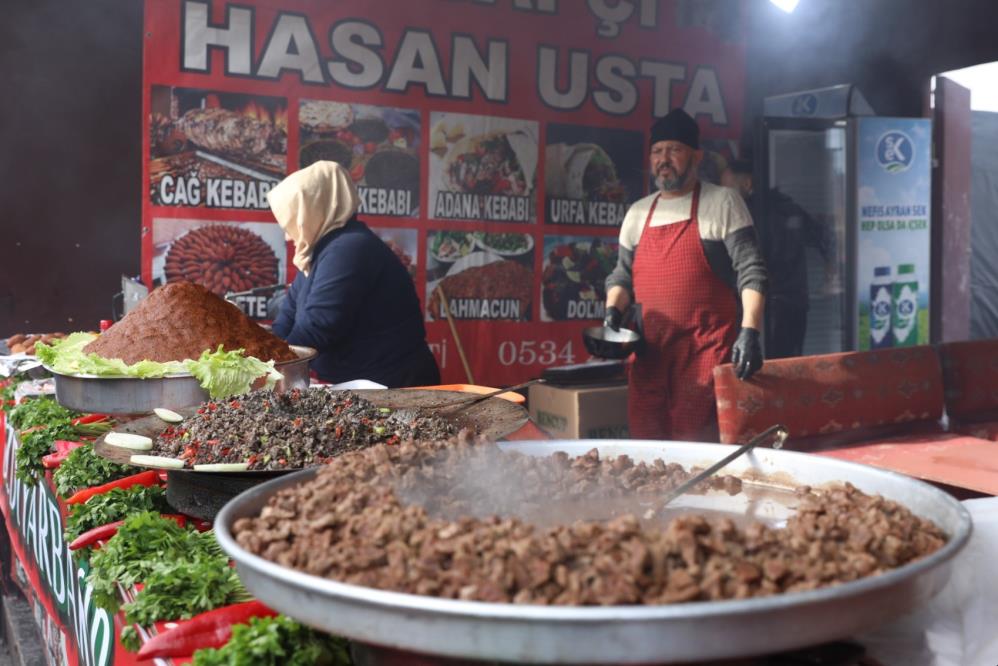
xmin=93 ymin=388 xmax=529 ymax=473
xmin=49 ymin=345 xmax=316 ymax=414
xmin=214 ymin=440 xmax=972 ymax=664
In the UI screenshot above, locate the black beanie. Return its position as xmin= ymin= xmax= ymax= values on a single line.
xmin=649 ymin=108 xmax=699 ymax=149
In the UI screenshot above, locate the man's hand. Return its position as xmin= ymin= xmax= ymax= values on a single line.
xmin=731 ymin=327 xmax=763 ymax=380
xmin=603 ymin=305 xmax=623 ymax=331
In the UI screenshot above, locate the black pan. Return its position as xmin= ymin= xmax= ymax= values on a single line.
xmin=581 ymin=325 xmax=642 ymax=359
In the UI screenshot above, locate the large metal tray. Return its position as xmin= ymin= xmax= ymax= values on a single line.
xmin=94 ymin=388 xmax=529 ymax=473
xmin=215 ymin=440 xmax=972 ymax=664
xmin=49 ymin=345 xmax=316 ymax=414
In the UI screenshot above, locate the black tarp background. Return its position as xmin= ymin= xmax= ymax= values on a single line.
xmin=970 ymin=111 xmax=998 ymax=338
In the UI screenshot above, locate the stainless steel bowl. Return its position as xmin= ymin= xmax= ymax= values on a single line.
xmin=215 ymin=440 xmax=972 ymax=664
xmin=582 ymin=325 xmax=641 ymax=359
xmin=50 ymin=345 xmax=316 ymax=414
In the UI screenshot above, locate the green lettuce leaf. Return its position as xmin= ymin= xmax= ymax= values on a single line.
xmin=36 ymin=334 xmax=283 ymax=399
xmin=35 ymin=332 xmax=98 ymax=374
xmin=184 ymin=345 xmax=283 ymax=399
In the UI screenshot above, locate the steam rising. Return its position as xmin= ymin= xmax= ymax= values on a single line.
xmin=392 ymin=444 xmax=795 ymax=529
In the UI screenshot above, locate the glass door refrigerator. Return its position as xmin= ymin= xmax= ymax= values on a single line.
xmin=755 ymin=85 xmax=932 ymax=357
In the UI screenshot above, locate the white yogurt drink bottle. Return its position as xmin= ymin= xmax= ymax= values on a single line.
xmin=892 ymin=264 xmax=918 ymax=347
xmin=870 ymin=266 xmax=893 ymax=349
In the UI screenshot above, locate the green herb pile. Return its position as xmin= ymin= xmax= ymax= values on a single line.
xmin=192 ymin=615 xmax=352 ymax=666
xmin=88 ymin=511 xmax=254 ymax=653
xmin=88 ymin=512 xmax=227 ymax=613
xmin=122 ymin=556 xmax=250 ymax=628
xmin=54 ymin=444 xmax=133 ymax=499
xmin=64 ymin=485 xmax=171 ymax=542
xmin=9 ymin=398 xmax=75 ymax=485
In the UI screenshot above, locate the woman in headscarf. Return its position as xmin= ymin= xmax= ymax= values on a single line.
xmin=268 ymin=161 xmax=440 ymax=387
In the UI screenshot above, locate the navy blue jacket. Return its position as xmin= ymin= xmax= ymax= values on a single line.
xmin=272 ymin=218 xmax=439 ymax=387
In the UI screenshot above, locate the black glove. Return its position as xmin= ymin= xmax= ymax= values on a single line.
xmin=603 ymin=305 xmax=623 ymax=331
xmin=731 ymin=327 xmax=763 ymax=380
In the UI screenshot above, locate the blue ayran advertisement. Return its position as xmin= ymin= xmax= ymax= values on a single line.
xmin=856 ymin=117 xmax=932 ymax=350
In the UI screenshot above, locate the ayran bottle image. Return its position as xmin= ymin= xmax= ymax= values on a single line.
xmin=870 ymin=266 xmax=893 ymax=349
xmin=892 ymin=264 xmax=918 ymax=346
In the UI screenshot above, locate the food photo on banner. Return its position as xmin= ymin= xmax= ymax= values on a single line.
xmin=149 ymin=86 xmax=287 ymax=209
xmin=426 ymin=230 xmax=535 ymax=322
xmin=429 ymin=112 xmax=539 ymax=224
xmin=298 ymin=100 xmax=421 ymax=217
xmin=150 ymin=218 xmax=287 ymax=306
xmin=544 ymin=123 xmax=645 ymax=227
xmin=541 ymin=235 xmax=620 ymax=322
xmin=370 ymin=227 xmax=418 ymax=282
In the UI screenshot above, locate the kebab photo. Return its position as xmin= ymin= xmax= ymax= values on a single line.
xmin=149 ymin=86 xmax=287 ymax=209
xmin=154 ymin=221 xmax=284 ymax=298
xmin=429 ymin=112 xmax=539 ymax=223
xmin=545 ymin=142 xmax=627 ymax=203
xmin=425 ymin=230 xmax=535 ymax=322
xmin=298 ymin=100 xmax=421 ymax=217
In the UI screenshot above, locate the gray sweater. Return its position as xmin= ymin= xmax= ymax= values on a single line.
xmin=606 ymin=184 xmax=768 ymax=298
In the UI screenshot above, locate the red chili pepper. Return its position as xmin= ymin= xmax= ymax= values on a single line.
xmin=68 ymin=520 xmax=125 ymax=550
xmin=55 ymin=440 xmax=83 ymax=455
xmin=136 ymin=600 xmax=277 ymax=659
xmin=64 ymin=470 xmax=162 ymax=505
xmin=70 ymin=413 xmax=110 ymax=426
xmin=68 ymin=514 xmax=189 ymax=551
xmin=42 ymin=441 xmax=85 ymax=469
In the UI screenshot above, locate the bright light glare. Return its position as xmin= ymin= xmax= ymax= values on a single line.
xmin=770 ymin=0 xmax=800 ymax=13
xmin=938 ymin=62 xmax=998 ymax=112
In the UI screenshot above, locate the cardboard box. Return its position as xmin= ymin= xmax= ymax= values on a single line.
xmin=528 ymin=382 xmax=629 ymax=439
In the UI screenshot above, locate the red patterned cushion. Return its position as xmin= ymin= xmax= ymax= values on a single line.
xmin=713 ymin=347 xmax=944 ymax=447
xmin=938 ymin=339 xmax=998 ymax=421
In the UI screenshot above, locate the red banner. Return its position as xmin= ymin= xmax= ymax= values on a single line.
xmin=0 ymin=419 xmax=146 ymax=666
xmin=142 ymin=0 xmax=746 ymax=385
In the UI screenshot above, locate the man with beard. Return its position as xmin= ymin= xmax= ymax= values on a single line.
xmin=603 ymin=109 xmax=768 ymax=441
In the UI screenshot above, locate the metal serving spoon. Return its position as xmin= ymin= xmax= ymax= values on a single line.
xmin=656 ymin=424 xmax=789 ymax=510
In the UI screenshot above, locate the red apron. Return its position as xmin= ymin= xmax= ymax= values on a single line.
xmin=629 ymin=184 xmax=739 ymax=441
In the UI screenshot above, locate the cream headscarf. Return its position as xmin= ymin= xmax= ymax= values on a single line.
xmin=267 ymin=161 xmax=360 ymax=276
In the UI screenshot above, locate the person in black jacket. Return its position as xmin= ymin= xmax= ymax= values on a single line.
xmin=267 ymin=161 xmax=440 ymax=387
xmin=723 ymin=159 xmax=833 ymax=358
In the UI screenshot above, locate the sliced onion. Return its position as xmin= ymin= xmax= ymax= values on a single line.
xmin=153 ymin=408 xmax=184 ymax=423
xmin=104 ymin=432 xmax=153 ymax=450
xmin=130 ymin=455 xmax=185 ymax=469
xmin=192 ymin=462 xmax=250 ymax=473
